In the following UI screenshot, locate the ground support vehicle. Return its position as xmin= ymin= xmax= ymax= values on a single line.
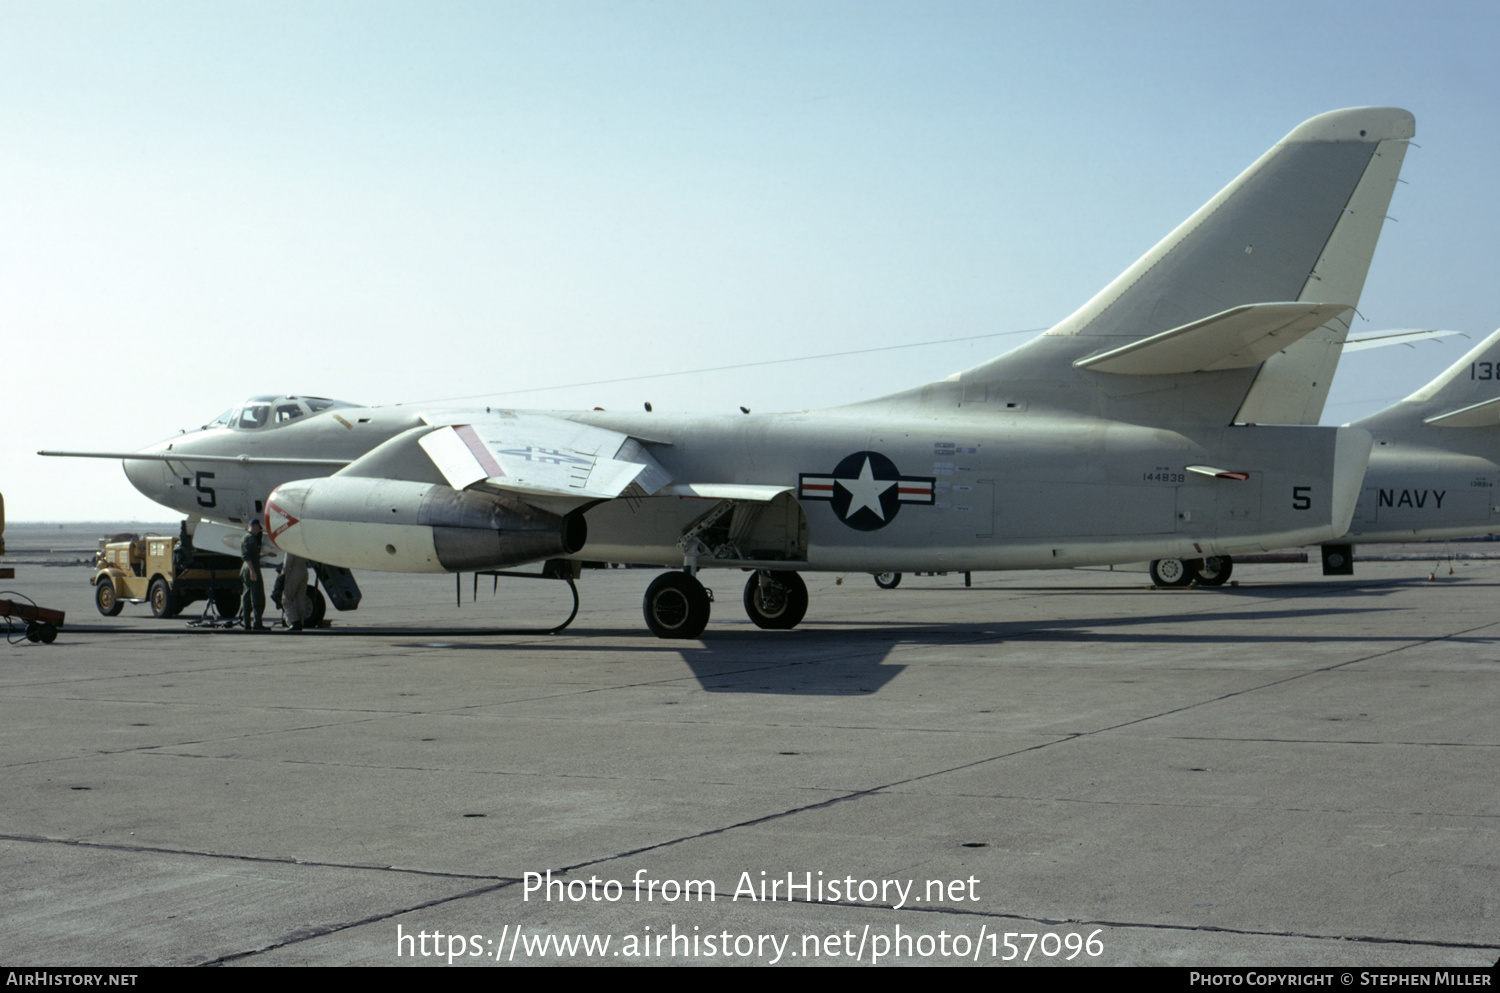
xmin=92 ymin=533 xmax=244 ymax=619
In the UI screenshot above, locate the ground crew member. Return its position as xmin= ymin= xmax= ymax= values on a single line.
xmin=281 ymin=553 xmax=310 ymax=631
xmin=240 ymin=519 xmax=267 ymax=631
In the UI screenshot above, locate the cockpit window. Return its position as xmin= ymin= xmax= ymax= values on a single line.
xmin=238 ymin=405 xmax=271 ymax=429
xmin=206 ymin=395 xmax=361 ymax=431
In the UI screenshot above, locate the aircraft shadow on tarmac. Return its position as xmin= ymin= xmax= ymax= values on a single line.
xmin=881 ymin=574 xmax=1481 ymax=601
xmin=371 ymin=579 xmax=1460 ymax=695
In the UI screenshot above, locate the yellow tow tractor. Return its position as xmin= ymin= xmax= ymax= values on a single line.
xmin=93 ymin=528 xmax=244 ymax=619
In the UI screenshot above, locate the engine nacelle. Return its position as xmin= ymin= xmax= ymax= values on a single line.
xmin=265 ymin=477 xmax=586 ymax=573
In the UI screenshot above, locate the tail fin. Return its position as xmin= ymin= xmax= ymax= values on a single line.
xmin=1233 ymin=110 xmax=1414 ymax=425
xmin=1357 ymin=328 xmax=1500 ymax=435
xmin=943 ymin=108 xmax=1414 ymax=426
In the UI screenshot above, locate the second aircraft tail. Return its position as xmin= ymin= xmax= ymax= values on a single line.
xmin=1355 ymin=327 xmax=1500 ymax=442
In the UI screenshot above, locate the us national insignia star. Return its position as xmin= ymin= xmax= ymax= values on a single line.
xmin=798 ymin=451 xmax=936 ymax=531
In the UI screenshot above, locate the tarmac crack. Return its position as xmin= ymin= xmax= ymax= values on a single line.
xmin=199 ymin=880 xmax=515 ymax=966
xmin=869 ymin=789 xmax=1500 ymax=820
xmin=1171 ymin=735 xmax=1500 ymax=748
xmin=538 ymin=736 xmax=1084 ymax=877
xmin=1040 ymin=617 xmax=1500 ymax=739
xmin=0 ymin=831 xmax=517 ymax=881
xmin=893 ymin=902 xmax=1500 ymax=953
xmin=0 ymin=648 xmax=409 ymax=688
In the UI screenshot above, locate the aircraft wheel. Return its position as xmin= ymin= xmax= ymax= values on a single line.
xmin=306 ymin=587 xmax=327 ymax=627
xmin=37 ymin=623 xmax=57 ymax=644
xmin=643 ymin=572 xmax=711 ymax=639
xmin=149 ymin=578 xmax=179 ymax=618
xmin=873 ymin=571 xmax=902 ymax=590
xmin=25 ymin=622 xmax=42 ymax=643
xmin=1196 ymin=556 xmax=1233 ymax=586
xmin=95 ymin=578 xmax=123 ymax=617
xmin=744 ymin=571 xmax=808 ymax=630
xmin=213 ymin=590 xmax=241 ymax=618
xmin=1149 ymin=558 xmax=1197 ymax=588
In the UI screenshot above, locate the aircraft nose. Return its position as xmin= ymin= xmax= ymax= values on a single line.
xmin=124 ymin=457 xmax=173 ymax=505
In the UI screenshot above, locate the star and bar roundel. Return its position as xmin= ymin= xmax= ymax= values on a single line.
xmin=798 ymin=451 xmax=935 ymax=531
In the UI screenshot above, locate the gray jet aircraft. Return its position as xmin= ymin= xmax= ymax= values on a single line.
xmin=1334 ymin=328 xmax=1500 ymax=565
xmin=1143 ymin=329 xmax=1500 ymax=586
xmin=44 ymin=107 xmax=1417 ymax=637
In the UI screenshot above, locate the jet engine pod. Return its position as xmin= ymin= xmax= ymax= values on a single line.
xmin=265 ymin=477 xmax=586 ymax=573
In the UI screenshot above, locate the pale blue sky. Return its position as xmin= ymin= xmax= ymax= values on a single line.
xmin=5 ymin=1 xmax=1498 ymax=518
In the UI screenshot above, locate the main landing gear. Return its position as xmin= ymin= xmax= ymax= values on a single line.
xmin=1195 ymin=556 xmax=1233 ymax=586
xmin=1150 ymin=556 xmax=1233 ymax=588
xmin=641 ymin=569 xmax=810 ymax=639
xmin=643 ymin=572 xmax=713 ymax=639
xmin=743 ymin=571 xmax=808 ymax=630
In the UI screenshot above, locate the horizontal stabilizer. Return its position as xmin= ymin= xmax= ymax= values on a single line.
xmin=1343 ymin=329 xmax=1466 ymax=353
xmin=1074 ymin=302 xmax=1351 ymax=375
xmin=1422 ymin=396 xmax=1500 ymax=428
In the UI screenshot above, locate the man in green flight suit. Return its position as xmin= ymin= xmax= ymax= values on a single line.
xmin=240 ymin=518 xmax=268 ymax=631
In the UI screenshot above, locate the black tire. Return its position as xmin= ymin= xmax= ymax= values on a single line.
xmin=25 ymin=622 xmax=41 ymax=643
xmin=744 ymin=571 xmax=809 ymax=630
xmin=1196 ymin=556 xmax=1233 ymax=586
xmin=1150 ymin=558 xmax=1197 ymax=588
xmin=95 ymin=578 xmax=124 ymax=617
xmin=873 ymin=572 xmax=902 ymax=590
xmin=38 ymin=623 xmax=57 ymax=644
xmin=213 ymin=590 xmax=241 ymax=619
xmin=306 ymin=587 xmax=327 ymax=627
xmin=642 ymin=572 xmax=711 ymax=639
xmin=149 ymin=578 xmax=179 ymax=618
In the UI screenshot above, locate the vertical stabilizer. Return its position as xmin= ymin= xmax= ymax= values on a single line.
xmin=1049 ymin=108 xmax=1413 ymax=347
xmin=926 ymin=108 xmax=1415 ymax=427
xmin=1358 ymin=328 xmax=1500 ymax=434
xmin=1235 ymin=113 xmax=1413 ymax=424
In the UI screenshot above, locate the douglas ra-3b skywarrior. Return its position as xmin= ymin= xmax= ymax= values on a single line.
xmin=1138 ymin=325 xmax=1500 ymax=586
xmin=46 ymin=107 xmax=1416 ymax=638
